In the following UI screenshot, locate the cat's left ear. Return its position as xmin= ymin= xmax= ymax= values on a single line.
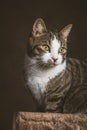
xmin=59 ymin=24 xmax=73 ymax=42
xmin=32 ymin=18 xmax=47 ymax=37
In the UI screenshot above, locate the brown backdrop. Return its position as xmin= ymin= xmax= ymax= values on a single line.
xmin=0 ymin=0 xmax=87 ymax=130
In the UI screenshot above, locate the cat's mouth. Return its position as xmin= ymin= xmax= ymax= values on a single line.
xmin=48 ymin=59 xmax=58 ymax=67
xmin=36 ymin=60 xmax=57 ymax=70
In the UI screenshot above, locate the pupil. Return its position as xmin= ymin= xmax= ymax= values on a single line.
xmin=61 ymin=48 xmax=63 ymax=51
xmin=45 ymin=46 xmax=48 ymax=49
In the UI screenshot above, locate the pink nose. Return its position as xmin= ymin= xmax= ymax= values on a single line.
xmin=51 ymin=57 xmax=58 ymax=62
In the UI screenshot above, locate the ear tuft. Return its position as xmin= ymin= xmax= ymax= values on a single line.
xmin=59 ymin=24 xmax=73 ymax=42
xmin=32 ymin=18 xmax=47 ymax=37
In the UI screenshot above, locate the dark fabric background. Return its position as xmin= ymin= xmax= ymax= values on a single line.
xmin=0 ymin=0 xmax=87 ymax=129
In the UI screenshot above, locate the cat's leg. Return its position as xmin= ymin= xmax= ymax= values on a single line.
xmin=63 ymin=85 xmax=87 ymax=113
xmin=44 ymin=94 xmax=64 ymax=113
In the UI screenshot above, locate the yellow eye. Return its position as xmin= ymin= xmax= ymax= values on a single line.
xmin=41 ymin=45 xmax=49 ymax=52
xmin=59 ymin=47 xmax=66 ymax=54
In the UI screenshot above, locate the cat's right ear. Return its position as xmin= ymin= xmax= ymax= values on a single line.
xmin=32 ymin=18 xmax=47 ymax=37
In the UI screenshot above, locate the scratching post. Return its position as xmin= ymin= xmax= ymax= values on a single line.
xmin=13 ymin=112 xmax=87 ymax=130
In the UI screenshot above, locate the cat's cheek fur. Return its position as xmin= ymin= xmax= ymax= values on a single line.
xmin=41 ymin=53 xmax=51 ymax=64
xmin=56 ymin=54 xmax=63 ymax=65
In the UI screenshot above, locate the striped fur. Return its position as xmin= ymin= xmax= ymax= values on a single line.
xmin=24 ymin=18 xmax=87 ymax=113
xmin=45 ymin=58 xmax=87 ymax=113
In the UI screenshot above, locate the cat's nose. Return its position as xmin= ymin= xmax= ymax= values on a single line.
xmin=51 ymin=57 xmax=58 ymax=62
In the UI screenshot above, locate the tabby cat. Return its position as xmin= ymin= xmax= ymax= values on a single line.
xmin=24 ymin=18 xmax=87 ymax=113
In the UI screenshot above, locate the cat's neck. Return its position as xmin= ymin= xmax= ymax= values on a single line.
xmin=25 ymin=55 xmax=66 ymax=104
xmin=26 ymin=55 xmax=66 ymax=78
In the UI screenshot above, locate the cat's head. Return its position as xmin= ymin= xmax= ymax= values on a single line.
xmin=27 ymin=18 xmax=72 ymax=69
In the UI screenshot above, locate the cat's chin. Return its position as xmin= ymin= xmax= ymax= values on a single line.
xmin=38 ymin=62 xmax=57 ymax=70
xmin=45 ymin=62 xmax=59 ymax=69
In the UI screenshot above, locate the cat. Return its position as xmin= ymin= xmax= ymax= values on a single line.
xmin=24 ymin=18 xmax=87 ymax=113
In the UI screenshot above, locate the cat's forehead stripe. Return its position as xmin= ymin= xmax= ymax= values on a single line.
xmin=51 ymin=35 xmax=60 ymax=49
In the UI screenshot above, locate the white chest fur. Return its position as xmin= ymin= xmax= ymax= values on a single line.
xmin=27 ymin=61 xmax=66 ymax=103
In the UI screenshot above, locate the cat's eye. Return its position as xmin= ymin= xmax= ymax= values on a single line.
xmin=59 ymin=47 xmax=67 ymax=54
xmin=41 ymin=45 xmax=50 ymax=52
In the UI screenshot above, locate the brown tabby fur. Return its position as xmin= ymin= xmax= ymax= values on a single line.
xmin=45 ymin=58 xmax=87 ymax=113
xmin=24 ymin=18 xmax=87 ymax=113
